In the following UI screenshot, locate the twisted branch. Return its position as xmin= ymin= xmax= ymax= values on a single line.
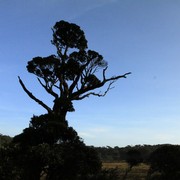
xmin=71 ymin=72 xmax=131 ymax=100
xmin=18 ymin=76 xmax=52 ymax=113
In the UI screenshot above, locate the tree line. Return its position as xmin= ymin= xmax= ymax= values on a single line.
xmin=95 ymin=144 xmax=180 ymax=179
xmin=94 ymin=144 xmax=164 ymax=162
xmin=1 ymin=134 xmax=180 ymax=179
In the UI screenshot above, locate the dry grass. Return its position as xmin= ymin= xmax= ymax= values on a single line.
xmin=103 ymin=162 xmax=149 ymax=180
xmin=40 ymin=162 xmax=149 ymax=180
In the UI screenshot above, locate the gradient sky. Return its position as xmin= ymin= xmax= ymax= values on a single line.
xmin=1 ymin=0 xmax=180 ymax=147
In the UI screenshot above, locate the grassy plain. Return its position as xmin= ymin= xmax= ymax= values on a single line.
xmin=41 ymin=162 xmax=149 ymax=180
xmin=103 ymin=162 xmax=149 ymax=180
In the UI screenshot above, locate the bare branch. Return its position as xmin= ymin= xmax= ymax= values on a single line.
xmin=73 ymin=81 xmax=115 ymax=100
xmin=69 ymin=74 xmax=81 ymax=94
xmin=105 ymin=72 xmax=132 ymax=82
xmin=54 ymin=84 xmax=61 ymax=90
xmin=102 ymin=81 xmax=115 ymax=96
xmin=103 ymin=66 xmax=108 ymax=80
xmin=71 ymin=72 xmax=131 ymax=100
xmin=69 ymin=62 xmax=89 ymax=94
xmin=37 ymin=78 xmax=59 ymax=99
xmin=18 ymin=76 xmax=52 ymax=113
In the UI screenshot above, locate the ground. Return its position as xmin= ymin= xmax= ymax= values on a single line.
xmin=103 ymin=162 xmax=149 ymax=180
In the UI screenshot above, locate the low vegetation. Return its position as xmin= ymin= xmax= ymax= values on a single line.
xmin=1 ymin=134 xmax=180 ymax=179
xmin=103 ymin=162 xmax=149 ymax=180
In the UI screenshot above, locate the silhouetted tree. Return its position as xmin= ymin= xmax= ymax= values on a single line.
xmin=126 ymin=149 xmax=143 ymax=168
xmin=3 ymin=20 xmax=130 ymax=179
xmin=147 ymin=145 xmax=180 ymax=180
xmin=18 ymin=20 xmax=131 ymax=123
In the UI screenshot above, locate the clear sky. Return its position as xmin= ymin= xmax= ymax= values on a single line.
xmin=1 ymin=0 xmax=180 ymax=147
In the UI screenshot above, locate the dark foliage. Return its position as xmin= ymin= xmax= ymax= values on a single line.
xmin=147 ymin=145 xmax=180 ymax=180
xmin=5 ymin=114 xmax=101 ymax=180
xmin=0 ymin=134 xmax=12 ymax=148
xmin=13 ymin=114 xmax=79 ymax=146
xmin=95 ymin=144 xmax=161 ymax=163
xmin=126 ymin=149 xmax=143 ymax=168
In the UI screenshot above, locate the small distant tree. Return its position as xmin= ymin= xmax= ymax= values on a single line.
xmin=0 ymin=134 xmax=12 ymax=148
xmin=123 ymin=149 xmax=143 ymax=180
xmin=3 ymin=20 xmax=130 ymax=179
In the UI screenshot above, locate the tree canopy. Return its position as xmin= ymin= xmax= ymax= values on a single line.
xmin=18 ymin=20 xmax=131 ymax=117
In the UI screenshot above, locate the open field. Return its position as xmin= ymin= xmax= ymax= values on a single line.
xmin=40 ymin=162 xmax=149 ymax=180
xmin=103 ymin=162 xmax=149 ymax=180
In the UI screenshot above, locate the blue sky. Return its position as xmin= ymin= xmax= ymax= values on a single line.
xmin=1 ymin=0 xmax=180 ymax=147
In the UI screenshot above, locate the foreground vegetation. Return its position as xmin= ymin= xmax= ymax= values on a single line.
xmin=100 ymin=145 xmax=180 ymax=179
xmin=1 ymin=134 xmax=180 ymax=179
